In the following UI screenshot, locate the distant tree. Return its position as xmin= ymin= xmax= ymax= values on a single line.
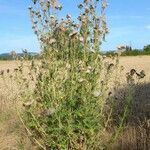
xmin=126 ymin=46 xmax=132 ymax=51
xmin=143 ymin=44 xmax=150 ymax=52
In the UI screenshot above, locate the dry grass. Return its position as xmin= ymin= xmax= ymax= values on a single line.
xmin=0 ymin=61 xmax=37 ymax=150
xmin=113 ymin=56 xmax=150 ymax=150
xmin=120 ymin=56 xmax=150 ymax=82
xmin=0 ymin=56 xmax=150 ymax=149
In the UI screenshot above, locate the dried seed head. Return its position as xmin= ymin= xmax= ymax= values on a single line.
xmin=77 ymin=16 xmax=82 ymax=21
xmin=89 ymin=5 xmax=94 ymax=10
xmin=92 ymin=91 xmax=101 ymax=97
xmin=50 ymin=15 xmax=55 ymax=18
xmin=130 ymin=69 xmax=136 ymax=76
xmin=14 ymin=68 xmax=18 ymax=72
xmin=66 ymin=14 xmax=71 ymax=19
xmin=55 ymin=4 xmax=62 ymax=10
xmin=38 ymin=14 xmax=42 ymax=18
xmin=140 ymin=70 xmax=146 ymax=78
xmin=34 ymin=21 xmax=38 ymax=24
xmin=23 ymin=100 xmax=34 ymax=107
xmin=28 ymin=6 xmax=32 ymax=10
xmin=66 ymin=63 xmax=71 ymax=69
xmin=45 ymin=19 xmax=48 ymax=23
xmin=69 ymin=31 xmax=78 ymax=38
xmin=107 ymin=63 xmax=114 ymax=71
xmin=136 ymin=70 xmax=146 ymax=79
xmin=120 ymin=66 xmax=124 ymax=71
xmin=23 ymin=49 xmax=28 ymax=54
xmin=79 ymin=37 xmax=84 ymax=42
xmin=126 ymin=73 xmax=135 ymax=84
xmin=78 ymin=4 xmax=83 ymax=9
xmin=85 ymin=7 xmax=90 ymax=13
xmin=102 ymin=55 xmax=107 ymax=59
xmin=49 ymin=38 xmax=56 ymax=44
xmin=7 ymin=69 xmax=10 ymax=73
xmin=78 ymin=78 xmax=85 ymax=83
xmin=102 ymin=0 xmax=108 ymax=9
xmin=35 ymin=12 xmax=40 ymax=15
xmin=85 ymin=69 xmax=91 ymax=74
xmin=108 ymin=92 xmax=112 ymax=96
xmin=42 ymin=108 xmax=56 ymax=117
xmin=0 ymin=70 xmax=4 ymax=76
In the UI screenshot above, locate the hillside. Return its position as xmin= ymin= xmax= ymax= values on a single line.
xmin=0 ymin=52 xmax=38 ymax=60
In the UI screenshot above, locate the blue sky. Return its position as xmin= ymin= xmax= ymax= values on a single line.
xmin=0 ymin=0 xmax=150 ymax=53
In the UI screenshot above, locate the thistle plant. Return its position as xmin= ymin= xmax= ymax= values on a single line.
xmin=16 ymin=0 xmax=135 ymax=149
xmin=29 ymin=0 xmax=108 ymax=57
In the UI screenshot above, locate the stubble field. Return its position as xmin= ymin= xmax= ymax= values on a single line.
xmin=0 ymin=56 xmax=150 ymax=150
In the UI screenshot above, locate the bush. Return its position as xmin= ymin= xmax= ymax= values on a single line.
xmin=14 ymin=0 xmax=136 ymax=149
xmin=143 ymin=44 xmax=150 ymax=52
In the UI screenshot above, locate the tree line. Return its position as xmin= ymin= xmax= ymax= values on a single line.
xmin=105 ymin=44 xmax=150 ymax=56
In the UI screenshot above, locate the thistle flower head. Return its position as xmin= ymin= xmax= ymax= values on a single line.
xmin=130 ymin=69 xmax=136 ymax=76
xmin=79 ymin=36 xmax=84 ymax=42
xmin=66 ymin=14 xmax=71 ymax=19
xmin=69 ymin=31 xmax=78 ymax=38
xmin=49 ymin=38 xmax=56 ymax=44
xmin=92 ymin=91 xmax=101 ymax=97
xmin=28 ymin=6 xmax=32 ymax=10
xmin=78 ymin=4 xmax=83 ymax=9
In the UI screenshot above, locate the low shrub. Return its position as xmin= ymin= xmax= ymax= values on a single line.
xmin=10 ymin=0 xmax=141 ymax=149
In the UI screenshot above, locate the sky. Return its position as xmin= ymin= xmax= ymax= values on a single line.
xmin=0 ymin=0 xmax=150 ymax=53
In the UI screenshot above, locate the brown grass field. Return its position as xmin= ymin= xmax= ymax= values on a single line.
xmin=0 ymin=56 xmax=150 ymax=150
